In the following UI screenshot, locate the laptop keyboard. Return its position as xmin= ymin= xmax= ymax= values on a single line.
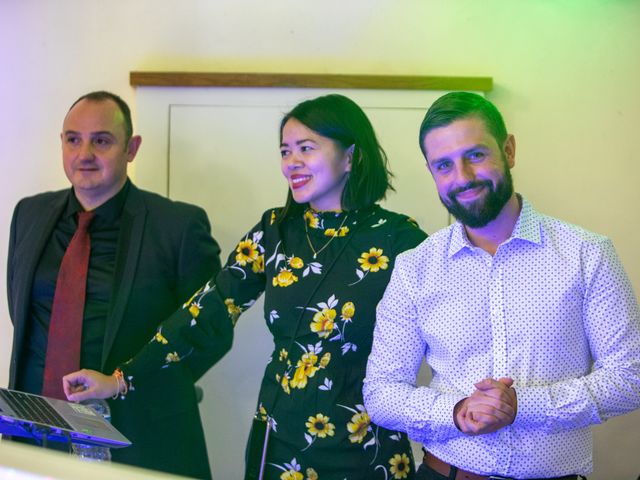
xmin=0 ymin=390 xmax=72 ymax=430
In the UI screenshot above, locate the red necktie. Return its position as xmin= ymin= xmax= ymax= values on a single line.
xmin=42 ymin=211 xmax=95 ymax=399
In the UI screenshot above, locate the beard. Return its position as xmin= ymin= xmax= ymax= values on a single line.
xmin=440 ymin=165 xmax=514 ymax=228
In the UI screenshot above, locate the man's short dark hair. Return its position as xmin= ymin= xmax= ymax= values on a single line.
xmin=279 ymin=94 xmax=393 ymax=219
xmin=68 ymin=91 xmax=133 ymax=142
xmin=419 ymin=92 xmax=508 ymax=159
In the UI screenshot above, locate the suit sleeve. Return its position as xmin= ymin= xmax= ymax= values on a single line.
xmin=175 ymin=206 xmax=222 ymax=298
xmin=6 ymin=199 xmax=24 ymax=325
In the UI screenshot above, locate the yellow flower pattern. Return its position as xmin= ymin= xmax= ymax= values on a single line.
xmin=306 ymin=413 xmax=335 ymax=438
xmin=279 ymin=373 xmax=291 ymax=395
xmin=273 ymin=460 xmax=319 ymax=480
xmin=310 ymin=308 xmax=336 ymax=338
xmin=389 ymin=453 xmax=411 ymax=479
xmin=304 ymin=210 xmax=320 ymax=229
xmin=154 ymin=331 xmax=168 ymax=345
xmin=273 ymin=268 xmax=299 ymax=288
xmin=341 ymin=302 xmax=355 ymax=320
xmin=257 ymin=404 xmax=269 ymax=421
xmin=289 ymin=256 xmax=304 ymax=269
xmin=357 ymin=247 xmax=389 ymax=273
xmin=165 ymin=352 xmax=180 ymax=363
xmin=224 ymin=298 xmax=242 ymax=325
xmin=235 ymin=239 xmax=260 ymax=266
xmin=252 ymin=254 xmax=265 ymax=273
xmin=324 ymin=226 xmax=349 ymax=237
xmin=291 ymin=352 xmax=319 ymax=389
xmin=183 ymin=287 xmax=203 ymax=309
xmin=281 ymin=471 xmax=303 ymax=480
xmin=319 ymin=352 xmax=331 ymax=368
xmin=188 ymin=303 xmax=201 ymax=318
xmin=347 ymin=411 xmax=371 ymax=444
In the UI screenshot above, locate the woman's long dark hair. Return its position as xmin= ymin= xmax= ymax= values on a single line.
xmin=277 ymin=94 xmax=393 ymax=222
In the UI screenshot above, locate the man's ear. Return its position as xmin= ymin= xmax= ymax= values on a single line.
xmin=127 ymin=135 xmax=142 ymax=163
xmin=503 ymin=134 xmax=516 ymax=169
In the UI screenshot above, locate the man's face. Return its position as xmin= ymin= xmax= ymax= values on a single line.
xmin=61 ymin=99 xmax=140 ymax=207
xmin=423 ymin=117 xmax=515 ymax=228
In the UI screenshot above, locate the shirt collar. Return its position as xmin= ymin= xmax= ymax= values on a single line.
xmin=510 ymin=195 xmax=542 ymax=244
xmin=448 ymin=194 xmax=542 ymax=257
xmin=65 ymin=178 xmax=131 ymax=223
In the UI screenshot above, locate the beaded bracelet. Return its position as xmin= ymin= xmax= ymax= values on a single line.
xmin=112 ymin=368 xmax=128 ymax=400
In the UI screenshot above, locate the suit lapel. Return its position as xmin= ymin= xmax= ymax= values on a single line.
xmin=101 ymin=184 xmax=147 ymax=368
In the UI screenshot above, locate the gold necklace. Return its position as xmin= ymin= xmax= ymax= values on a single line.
xmin=304 ymin=212 xmax=350 ymax=259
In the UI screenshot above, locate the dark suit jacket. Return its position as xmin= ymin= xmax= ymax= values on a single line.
xmin=7 ymin=182 xmax=222 ymax=479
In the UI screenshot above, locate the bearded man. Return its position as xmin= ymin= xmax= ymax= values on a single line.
xmin=363 ymin=92 xmax=640 ymax=480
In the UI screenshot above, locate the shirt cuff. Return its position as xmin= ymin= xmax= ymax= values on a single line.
xmin=404 ymin=389 xmax=465 ymax=443
xmin=512 ymin=385 xmax=548 ymax=428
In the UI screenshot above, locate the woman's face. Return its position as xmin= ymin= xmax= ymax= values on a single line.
xmin=280 ymin=118 xmax=352 ymax=211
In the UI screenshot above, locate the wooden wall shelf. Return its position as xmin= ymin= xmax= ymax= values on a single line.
xmin=130 ymin=72 xmax=492 ymax=92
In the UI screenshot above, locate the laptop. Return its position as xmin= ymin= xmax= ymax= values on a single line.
xmin=0 ymin=387 xmax=131 ymax=448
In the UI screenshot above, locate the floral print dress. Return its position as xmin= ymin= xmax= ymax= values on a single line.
xmin=121 ymin=205 xmax=427 ymax=480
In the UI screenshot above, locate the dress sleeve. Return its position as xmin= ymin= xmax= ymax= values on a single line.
xmin=175 ymin=206 xmax=223 ymax=380
xmin=119 ymin=212 xmax=272 ymax=387
xmin=390 ymin=214 xmax=428 ymax=256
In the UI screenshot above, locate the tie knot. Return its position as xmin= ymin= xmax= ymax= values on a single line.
xmin=77 ymin=211 xmax=95 ymax=231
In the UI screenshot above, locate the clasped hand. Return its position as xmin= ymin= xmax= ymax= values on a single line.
xmin=454 ymin=377 xmax=517 ymax=436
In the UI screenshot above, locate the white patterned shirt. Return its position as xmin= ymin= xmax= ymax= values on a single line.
xmin=363 ymin=196 xmax=640 ymax=478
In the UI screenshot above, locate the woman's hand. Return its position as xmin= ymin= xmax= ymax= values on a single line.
xmin=62 ymin=369 xmax=119 ymax=402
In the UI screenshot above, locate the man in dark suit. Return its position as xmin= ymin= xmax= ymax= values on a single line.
xmin=6 ymin=91 xmax=222 ymax=479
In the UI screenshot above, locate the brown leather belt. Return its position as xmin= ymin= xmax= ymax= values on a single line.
xmin=423 ymin=451 xmax=583 ymax=480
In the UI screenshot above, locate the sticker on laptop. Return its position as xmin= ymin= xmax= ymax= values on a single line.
xmin=68 ymin=403 xmax=98 ymax=416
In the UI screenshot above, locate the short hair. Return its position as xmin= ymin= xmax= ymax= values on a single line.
xmin=419 ymin=92 xmax=508 ymax=159
xmin=278 ymin=94 xmax=393 ymax=219
xmin=68 ymin=91 xmax=133 ymax=142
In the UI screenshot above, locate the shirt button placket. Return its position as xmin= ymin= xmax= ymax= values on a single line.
xmin=489 ymin=259 xmax=507 ymax=377
xmin=489 ymin=255 xmax=512 ymax=473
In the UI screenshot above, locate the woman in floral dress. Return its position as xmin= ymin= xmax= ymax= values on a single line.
xmin=64 ymin=94 xmax=427 ymax=480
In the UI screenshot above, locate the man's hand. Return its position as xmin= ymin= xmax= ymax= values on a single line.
xmin=62 ymin=368 xmax=119 ymax=402
xmin=454 ymin=377 xmax=517 ymax=435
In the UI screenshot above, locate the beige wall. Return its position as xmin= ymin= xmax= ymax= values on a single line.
xmin=1 ymin=1 xmax=638 ymax=477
